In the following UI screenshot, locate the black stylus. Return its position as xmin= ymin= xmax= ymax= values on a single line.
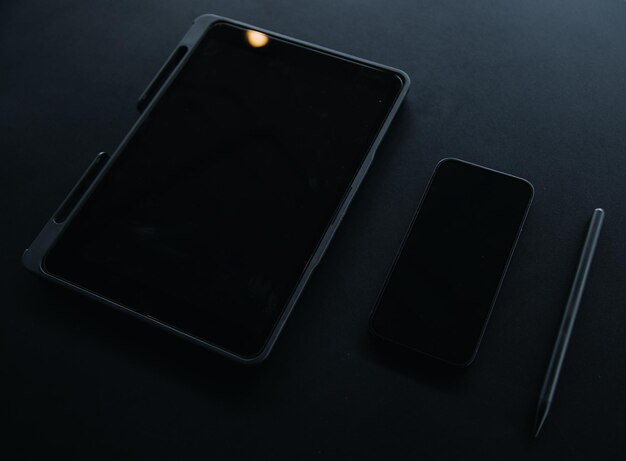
xmin=533 ymin=208 xmax=605 ymax=437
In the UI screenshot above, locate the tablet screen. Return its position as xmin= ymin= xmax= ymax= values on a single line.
xmin=44 ymin=22 xmax=404 ymax=357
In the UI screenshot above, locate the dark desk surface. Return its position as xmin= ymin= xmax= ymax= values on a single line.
xmin=2 ymin=1 xmax=625 ymax=459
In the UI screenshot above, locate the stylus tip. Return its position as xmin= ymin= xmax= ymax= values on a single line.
xmin=533 ymin=400 xmax=550 ymax=438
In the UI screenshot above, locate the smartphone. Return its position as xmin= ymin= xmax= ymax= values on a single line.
xmin=369 ymin=158 xmax=533 ymax=366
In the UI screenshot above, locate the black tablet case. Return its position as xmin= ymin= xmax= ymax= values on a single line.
xmin=22 ymin=14 xmax=410 ymax=363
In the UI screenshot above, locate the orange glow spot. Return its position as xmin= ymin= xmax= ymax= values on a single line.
xmin=246 ymin=30 xmax=269 ymax=48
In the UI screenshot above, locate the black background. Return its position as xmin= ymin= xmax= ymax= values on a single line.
xmin=2 ymin=1 xmax=625 ymax=459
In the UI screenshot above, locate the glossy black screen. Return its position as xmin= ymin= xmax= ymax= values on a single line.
xmin=45 ymin=22 xmax=403 ymax=358
xmin=370 ymin=159 xmax=532 ymax=366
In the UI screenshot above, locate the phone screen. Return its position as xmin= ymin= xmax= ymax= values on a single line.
xmin=370 ymin=159 xmax=533 ymax=366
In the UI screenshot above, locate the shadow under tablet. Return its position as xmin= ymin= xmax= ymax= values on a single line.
xmin=369 ymin=158 xmax=533 ymax=367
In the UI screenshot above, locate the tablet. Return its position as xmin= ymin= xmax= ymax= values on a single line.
xmin=23 ymin=15 xmax=409 ymax=363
